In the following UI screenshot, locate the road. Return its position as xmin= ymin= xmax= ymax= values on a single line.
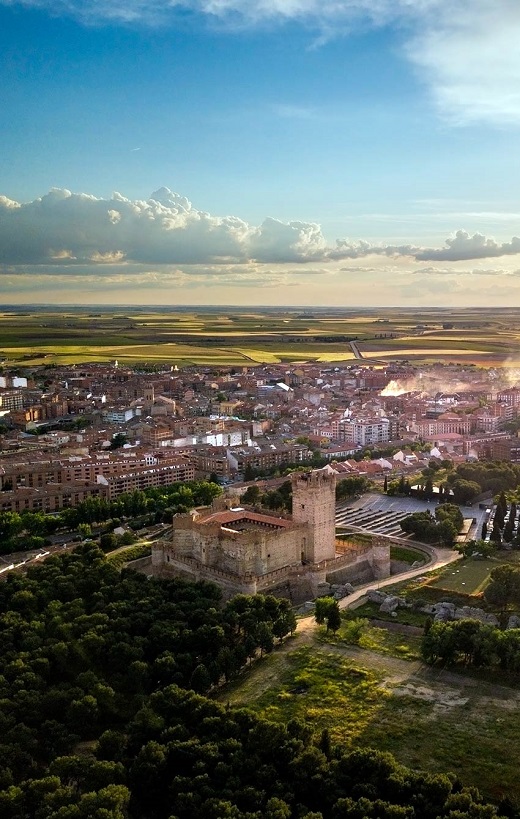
xmin=338 ymin=544 xmax=460 ymax=610
xmin=294 ymin=543 xmax=461 ymax=638
xmin=349 ymin=340 xmax=363 ymax=359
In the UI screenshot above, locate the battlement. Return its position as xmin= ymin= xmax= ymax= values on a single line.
xmin=291 ymin=469 xmax=336 ymax=491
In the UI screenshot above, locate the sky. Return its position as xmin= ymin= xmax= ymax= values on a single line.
xmin=1 ymin=0 xmax=520 ymax=307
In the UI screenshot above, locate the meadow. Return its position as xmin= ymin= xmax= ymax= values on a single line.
xmin=220 ymin=634 xmax=520 ymax=805
xmin=2 ymin=306 xmax=520 ymax=366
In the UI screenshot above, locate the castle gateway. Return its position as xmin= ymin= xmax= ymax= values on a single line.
xmin=152 ymin=469 xmax=390 ymax=601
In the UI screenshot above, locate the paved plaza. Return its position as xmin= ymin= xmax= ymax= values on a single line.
xmin=335 ymin=493 xmax=487 ymax=540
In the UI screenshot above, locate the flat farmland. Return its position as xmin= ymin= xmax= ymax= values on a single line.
xmin=2 ymin=306 xmax=520 ymax=366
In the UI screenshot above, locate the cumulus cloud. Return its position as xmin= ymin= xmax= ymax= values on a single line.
xmin=328 ymin=239 xmax=421 ymax=260
xmin=415 ymin=230 xmax=520 ymax=262
xmin=1 ymin=187 xmax=520 ymax=273
xmin=3 ymin=0 xmax=520 ymax=125
xmin=0 ymin=187 xmax=330 ymax=267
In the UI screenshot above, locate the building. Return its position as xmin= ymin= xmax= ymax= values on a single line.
xmin=333 ymin=417 xmax=391 ymax=446
xmin=152 ymin=468 xmax=390 ymax=601
xmin=96 ymin=458 xmax=195 ymax=499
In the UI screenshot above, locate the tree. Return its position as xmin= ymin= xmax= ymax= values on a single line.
xmin=436 ymin=520 xmax=458 ymax=547
xmin=189 ymin=664 xmax=211 ymax=694
xmin=244 ymin=464 xmax=256 ymax=482
xmin=424 ymin=477 xmax=434 ymax=500
xmin=451 ymin=479 xmax=480 ymax=505
xmin=490 ymin=520 xmax=502 ymax=547
xmin=336 ymin=477 xmax=370 ymax=500
xmin=435 ymin=503 xmax=463 ymax=531
xmin=326 ymin=601 xmax=342 ymax=634
xmin=503 ymin=515 xmax=515 ymax=543
xmin=109 ymin=433 xmax=127 ymax=450
xmin=78 ymin=523 xmax=93 ymax=540
xmin=314 ymin=596 xmax=335 ymax=626
xmin=0 ymin=511 xmax=23 ymax=542
xmin=484 ymin=565 xmax=520 ymax=611
xmin=314 ymin=597 xmax=341 ymax=633
xmin=457 ymin=539 xmax=495 ymax=559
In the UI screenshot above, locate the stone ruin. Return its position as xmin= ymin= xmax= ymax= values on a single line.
xmin=366 ymin=589 xmax=505 ymax=626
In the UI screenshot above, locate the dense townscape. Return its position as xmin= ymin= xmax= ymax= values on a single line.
xmin=1 ymin=359 xmax=520 ymax=517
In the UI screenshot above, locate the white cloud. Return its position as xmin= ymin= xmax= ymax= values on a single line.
xmin=0 ymin=187 xmax=328 ymax=267
xmin=1 ymin=187 xmax=520 ymax=273
xmin=413 ymin=266 xmax=520 ymax=277
xmin=407 ymin=0 xmax=520 ymax=125
xmin=415 ymin=230 xmax=520 ymax=262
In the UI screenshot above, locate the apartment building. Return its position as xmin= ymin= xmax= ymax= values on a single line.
xmin=332 ymin=417 xmax=391 ymax=446
xmin=227 ymin=442 xmax=311 ymax=474
xmin=0 ymin=451 xmax=185 ymax=490
xmin=0 ymin=482 xmax=107 ymax=513
xmin=97 ymin=458 xmax=195 ymax=499
xmin=412 ymin=412 xmax=473 ymax=437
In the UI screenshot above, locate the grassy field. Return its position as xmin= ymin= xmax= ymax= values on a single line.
xmin=390 ymin=545 xmax=427 ymax=564
xmin=426 ymin=552 xmax=520 ymax=595
xmin=221 ymin=632 xmax=520 ymax=804
xmin=3 ymin=306 xmax=520 ymax=366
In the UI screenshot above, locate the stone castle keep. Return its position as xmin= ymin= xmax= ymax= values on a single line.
xmin=152 ymin=469 xmax=390 ymax=601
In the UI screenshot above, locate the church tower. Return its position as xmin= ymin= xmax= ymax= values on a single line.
xmin=291 ymin=469 xmax=336 ymax=564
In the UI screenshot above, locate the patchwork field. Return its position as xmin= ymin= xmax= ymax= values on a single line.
xmin=2 ymin=306 xmax=520 ymax=366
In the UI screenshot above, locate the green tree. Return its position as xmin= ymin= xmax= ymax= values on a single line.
xmin=242 ymin=485 xmax=262 ymax=505
xmin=189 ymin=664 xmax=211 ymax=694
xmin=109 ymin=433 xmax=127 ymax=450
xmin=78 ymin=522 xmax=93 ymax=540
xmin=314 ymin=597 xmax=341 ymax=633
xmin=484 ymin=565 xmax=520 ymax=611
xmin=503 ymin=515 xmax=515 ymax=543
xmin=451 ymin=479 xmax=480 ymax=505
xmin=326 ymin=601 xmax=342 ymax=634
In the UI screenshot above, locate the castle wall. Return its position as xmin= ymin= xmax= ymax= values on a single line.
xmin=326 ymin=558 xmax=374 ymax=585
xmin=151 ymin=469 xmax=391 ymax=603
xmin=168 ymin=516 xmax=304 ymax=577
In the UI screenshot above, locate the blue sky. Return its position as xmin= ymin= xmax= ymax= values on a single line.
xmin=1 ymin=0 xmax=520 ymax=306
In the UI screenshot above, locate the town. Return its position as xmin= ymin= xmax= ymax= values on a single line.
xmin=1 ymin=358 xmax=519 ymax=518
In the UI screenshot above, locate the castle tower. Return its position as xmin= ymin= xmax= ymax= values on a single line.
xmin=291 ymin=469 xmax=336 ymax=564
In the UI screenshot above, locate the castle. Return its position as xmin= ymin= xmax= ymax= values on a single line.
xmin=151 ymin=469 xmax=390 ymax=601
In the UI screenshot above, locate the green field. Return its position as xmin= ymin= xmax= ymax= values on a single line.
xmin=2 ymin=306 xmax=520 ymax=366
xmin=427 ymin=552 xmax=520 ymax=595
xmin=221 ymin=635 xmax=520 ymax=804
